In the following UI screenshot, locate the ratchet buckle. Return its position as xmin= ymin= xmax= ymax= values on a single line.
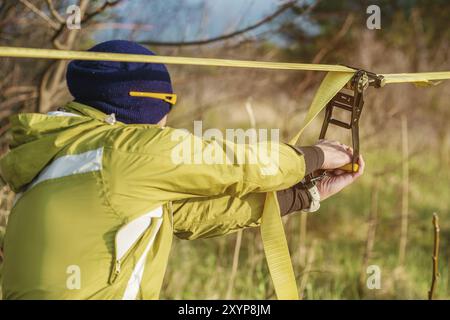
xmin=319 ymin=69 xmax=384 ymax=172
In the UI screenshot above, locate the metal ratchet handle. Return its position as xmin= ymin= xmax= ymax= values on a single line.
xmin=318 ymin=71 xmax=369 ymax=173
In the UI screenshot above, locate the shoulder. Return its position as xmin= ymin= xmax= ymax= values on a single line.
xmin=103 ymin=124 xmax=189 ymax=156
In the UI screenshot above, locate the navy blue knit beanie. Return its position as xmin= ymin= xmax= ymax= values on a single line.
xmin=66 ymin=40 xmax=173 ymax=124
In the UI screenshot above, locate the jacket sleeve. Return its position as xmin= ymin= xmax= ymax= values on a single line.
xmin=172 ymin=193 xmax=266 ymax=239
xmin=107 ymin=126 xmax=306 ymax=215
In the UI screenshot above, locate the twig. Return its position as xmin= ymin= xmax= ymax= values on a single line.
xmin=299 ymin=240 xmax=317 ymax=299
xmin=428 ymin=213 xmax=440 ymax=300
xmin=51 ymin=0 xmax=124 ymax=48
xmin=226 ymin=230 xmax=243 ymax=299
xmin=45 ymin=0 xmax=65 ymax=24
xmin=82 ymin=0 xmax=124 ymax=24
xmin=3 ymin=86 xmax=37 ymax=96
xmin=294 ymin=13 xmax=354 ymax=96
xmin=0 ymin=92 xmax=38 ymax=111
xmin=19 ymin=0 xmax=60 ymax=30
xmin=398 ymin=115 xmax=409 ymax=266
xmin=358 ymin=177 xmax=379 ymax=296
xmin=298 ymin=213 xmax=308 ymax=266
xmin=244 ymin=98 xmax=256 ymax=128
xmin=140 ymin=1 xmax=302 ymax=47
xmin=86 ymin=22 xmax=154 ymax=31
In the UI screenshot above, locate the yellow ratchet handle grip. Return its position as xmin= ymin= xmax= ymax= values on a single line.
xmin=339 ymin=163 xmax=359 ymax=172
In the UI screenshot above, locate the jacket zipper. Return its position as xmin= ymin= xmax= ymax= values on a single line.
xmin=108 ymin=206 xmax=164 ymax=285
xmin=109 ymin=224 xmax=141 ymax=284
xmin=109 ymin=259 xmax=122 ymax=284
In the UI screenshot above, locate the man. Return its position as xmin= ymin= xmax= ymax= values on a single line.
xmin=0 ymin=40 xmax=364 ymax=299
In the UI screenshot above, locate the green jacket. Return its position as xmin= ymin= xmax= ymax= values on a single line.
xmin=0 ymin=102 xmax=306 ymax=299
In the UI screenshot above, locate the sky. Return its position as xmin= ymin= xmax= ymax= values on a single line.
xmin=95 ymin=0 xmax=285 ymax=43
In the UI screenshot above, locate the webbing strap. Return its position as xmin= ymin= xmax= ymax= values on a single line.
xmin=261 ymin=71 xmax=354 ymax=300
xmin=2 ymin=46 xmax=450 ymax=84
xmin=381 ymin=72 xmax=450 ymax=86
xmin=0 ymin=46 xmax=355 ymax=72
xmin=1 ymin=46 xmax=450 ymax=300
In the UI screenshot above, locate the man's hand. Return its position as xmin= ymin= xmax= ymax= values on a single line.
xmin=316 ymin=155 xmax=365 ymax=201
xmin=315 ymin=140 xmax=353 ymax=170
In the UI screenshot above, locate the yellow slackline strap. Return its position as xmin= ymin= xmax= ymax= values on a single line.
xmin=1 ymin=46 xmax=450 ymax=81
xmin=381 ymin=72 xmax=450 ymax=86
xmin=1 ymin=46 xmax=450 ymax=300
xmin=0 ymin=46 xmax=355 ymax=72
xmin=1 ymin=46 xmax=449 ymax=83
xmin=261 ymin=71 xmax=354 ymax=300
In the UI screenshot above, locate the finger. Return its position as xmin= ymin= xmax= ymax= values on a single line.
xmin=336 ymin=142 xmax=350 ymax=150
xmin=332 ymin=169 xmax=346 ymax=175
xmin=329 ymin=173 xmax=355 ymax=187
xmin=326 ymin=170 xmax=338 ymax=177
xmin=345 ymin=148 xmax=354 ymax=159
xmin=329 ymin=143 xmax=352 ymax=156
xmin=359 ymin=155 xmax=366 ymax=173
xmin=325 ymin=139 xmax=341 ymax=146
xmin=353 ymin=155 xmax=365 ymax=178
xmin=343 ymin=148 xmax=353 ymax=162
xmin=332 ymin=142 xmax=353 ymax=157
xmin=344 ymin=145 xmax=353 ymax=154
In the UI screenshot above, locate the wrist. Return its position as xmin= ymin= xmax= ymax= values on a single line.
xmin=276 ymin=185 xmax=312 ymax=216
xmin=295 ymin=146 xmax=325 ymax=175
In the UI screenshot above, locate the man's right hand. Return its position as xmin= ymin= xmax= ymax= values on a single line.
xmin=316 ymin=155 xmax=365 ymax=201
xmin=315 ymin=139 xmax=354 ymax=170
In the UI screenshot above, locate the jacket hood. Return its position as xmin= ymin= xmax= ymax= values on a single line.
xmin=0 ymin=102 xmax=115 ymax=192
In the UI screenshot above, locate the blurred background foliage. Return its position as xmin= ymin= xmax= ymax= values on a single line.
xmin=0 ymin=0 xmax=449 ymax=299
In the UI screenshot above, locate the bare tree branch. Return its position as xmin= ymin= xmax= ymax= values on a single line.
xmin=294 ymin=13 xmax=354 ymax=96
xmin=140 ymin=1 xmax=301 ymax=47
xmin=86 ymin=22 xmax=154 ymax=31
xmin=46 ymin=0 xmax=65 ymax=24
xmin=19 ymin=0 xmax=60 ymax=30
xmin=52 ymin=0 xmax=124 ymax=48
xmin=428 ymin=213 xmax=440 ymax=300
xmin=82 ymin=0 xmax=124 ymax=24
xmin=0 ymin=1 xmax=16 ymax=28
xmin=0 ymin=92 xmax=38 ymax=112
